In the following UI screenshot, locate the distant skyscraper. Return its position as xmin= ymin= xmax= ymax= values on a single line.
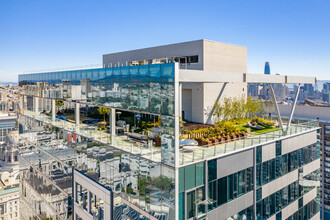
xmin=264 ymin=61 xmax=270 ymax=74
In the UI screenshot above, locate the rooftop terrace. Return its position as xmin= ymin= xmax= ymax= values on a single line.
xmin=21 ymin=110 xmax=319 ymax=166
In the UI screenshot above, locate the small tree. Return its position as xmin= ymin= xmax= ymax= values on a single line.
xmin=213 ymin=100 xmax=224 ymax=121
xmin=264 ymin=99 xmax=274 ymax=116
xmin=98 ymin=107 xmax=110 ymax=123
xmin=222 ymin=97 xmax=232 ymax=120
xmin=55 ymin=100 xmax=64 ymax=113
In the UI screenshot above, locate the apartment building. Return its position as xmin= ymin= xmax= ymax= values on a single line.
xmin=279 ymin=104 xmax=330 ymax=219
xmin=0 ymin=131 xmax=20 ymax=220
xmin=18 ymin=40 xmax=320 ymax=220
xmin=0 ymin=112 xmax=16 ymax=144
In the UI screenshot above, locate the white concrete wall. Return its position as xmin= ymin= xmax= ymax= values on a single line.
xmin=203 ymin=40 xmax=247 ymax=73
xmin=181 ymin=81 xmax=247 ymax=124
xmin=262 ymin=169 xmax=299 ymax=199
xmin=281 ymin=130 xmax=317 ymax=155
xmin=182 ymin=83 xmax=204 ymax=123
xmin=103 ymin=40 xmax=204 ymax=70
xmin=279 ymin=104 xmax=330 ymax=121
xmin=203 ymin=82 xmax=247 ymax=124
xmin=217 ymin=149 xmax=253 ymax=179
xmin=181 ymin=89 xmax=192 ymax=121
xmin=207 ymin=191 xmax=253 ymax=220
xmin=262 ymin=142 xmax=276 ymax=163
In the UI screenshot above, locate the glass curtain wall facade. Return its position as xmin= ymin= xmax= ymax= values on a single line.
xmin=19 ymin=63 xmax=177 ymax=166
xmin=321 ymin=123 xmax=330 ymax=219
xmin=18 ymin=63 xmax=179 ymax=220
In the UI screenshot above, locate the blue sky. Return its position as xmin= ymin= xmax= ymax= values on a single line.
xmin=0 ymin=0 xmax=329 ymax=82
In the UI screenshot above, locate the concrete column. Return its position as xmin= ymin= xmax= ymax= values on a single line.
xmin=179 ymin=82 xmax=182 ymax=118
xmin=110 ymin=108 xmax=116 ymax=144
xmin=33 ymin=97 xmax=39 ymax=113
xmin=87 ymin=191 xmax=91 ymax=213
xmin=75 ymin=102 xmax=80 ymax=127
xmin=52 ymin=99 xmax=56 ymax=122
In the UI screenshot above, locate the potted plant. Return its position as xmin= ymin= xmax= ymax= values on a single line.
xmin=201 ymin=138 xmax=212 ymax=146
xmin=213 ymin=136 xmax=219 ymax=144
xmin=155 ymin=135 xmax=161 ymax=146
xmin=195 ymin=138 xmax=203 ymax=146
xmin=219 ymin=135 xmax=225 ymax=143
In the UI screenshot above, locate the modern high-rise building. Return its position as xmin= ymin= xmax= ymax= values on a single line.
xmin=278 ymin=103 xmax=330 ymax=219
xmin=264 ymin=62 xmax=270 ymax=75
xmin=17 ymin=40 xmax=320 ymax=220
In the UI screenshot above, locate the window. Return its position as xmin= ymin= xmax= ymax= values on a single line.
xmin=208 ymin=159 xmax=217 ymax=182
xmin=257 ymin=146 xmax=262 ymax=164
xmin=185 ymin=165 xmax=196 ymax=190
xmin=179 ymin=193 xmax=185 ymax=220
xmin=176 ymin=55 xmax=199 ymax=64
xmin=187 ymin=191 xmax=195 ymax=219
xmin=257 ymin=188 xmax=262 ymax=201
xmin=217 ymin=177 xmax=227 ymax=206
xmin=238 ymin=170 xmax=246 ymax=196
xmin=179 ymin=168 xmax=185 ymax=193
xmin=196 ymin=162 xmax=204 ymax=186
xmin=228 ymin=174 xmax=234 ymax=201
xmin=276 ymin=141 xmax=282 ymax=156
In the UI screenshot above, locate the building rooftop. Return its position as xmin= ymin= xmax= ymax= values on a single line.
xmin=0 ymin=186 xmax=19 ymax=196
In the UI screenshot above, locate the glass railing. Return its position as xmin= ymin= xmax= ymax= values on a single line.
xmin=21 ymin=110 xmax=319 ymax=166
xmin=21 ymin=110 xmax=162 ymax=163
xmin=179 ymin=119 xmax=319 ymax=165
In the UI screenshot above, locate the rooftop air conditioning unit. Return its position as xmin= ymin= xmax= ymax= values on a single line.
xmin=139 ymin=60 xmax=149 ymax=65
xmin=151 ymin=59 xmax=161 ymax=64
xmin=130 ymin=61 xmax=139 ymax=66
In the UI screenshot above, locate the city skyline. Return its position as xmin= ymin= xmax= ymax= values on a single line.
xmin=1 ymin=0 xmax=330 ymax=81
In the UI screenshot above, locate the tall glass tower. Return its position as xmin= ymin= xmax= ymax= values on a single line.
xmin=264 ymin=61 xmax=270 ymax=74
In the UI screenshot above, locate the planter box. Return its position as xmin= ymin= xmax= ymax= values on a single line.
xmin=155 ymin=136 xmax=161 ymax=146
xmin=201 ymin=140 xmax=212 ymax=146
xmin=196 ymin=138 xmax=203 ymax=146
xmin=98 ymin=122 xmax=107 ymax=128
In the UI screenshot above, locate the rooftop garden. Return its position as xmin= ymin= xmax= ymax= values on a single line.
xmin=181 ymin=96 xmax=277 ymax=146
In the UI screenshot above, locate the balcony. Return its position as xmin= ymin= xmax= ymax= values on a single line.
xmin=179 ymin=119 xmax=318 ymax=165
xmin=21 ymin=110 xmax=163 ymax=163
xmin=21 ymin=109 xmax=319 ymax=166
